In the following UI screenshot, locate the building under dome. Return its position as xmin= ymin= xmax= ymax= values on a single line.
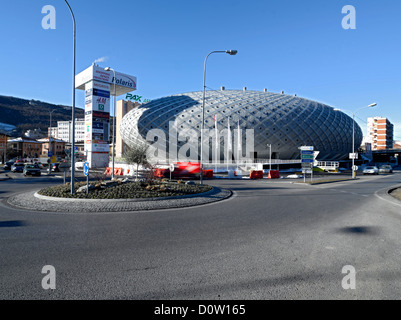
xmin=120 ymin=89 xmax=362 ymax=162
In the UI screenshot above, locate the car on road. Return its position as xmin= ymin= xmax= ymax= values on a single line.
xmin=34 ymin=162 xmax=44 ymax=169
xmin=51 ymin=163 xmax=60 ymax=172
xmin=379 ymin=165 xmax=393 ymax=174
xmin=23 ymin=164 xmax=41 ymax=176
xmin=363 ymin=166 xmax=379 ymax=175
xmin=11 ymin=163 xmax=25 ymax=173
xmin=3 ymin=161 xmax=15 ymax=170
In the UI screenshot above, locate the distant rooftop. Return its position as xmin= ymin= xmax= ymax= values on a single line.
xmin=0 ymin=122 xmax=16 ymax=133
xmin=8 ymin=137 xmax=41 ymax=143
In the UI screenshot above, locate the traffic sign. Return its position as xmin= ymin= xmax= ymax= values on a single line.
xmin=301 ymin=159 xmax=314 ymax=163
xmin=48 ymin=151 xmax=53 ymax=157
xmin=301 ymin=150 xmax=314 ymax=155
xmin=302 ymin=163 xmax=312 ymax=170
xmin=83 ymin=162 xmax=89 ymax=176
xmin=59 ymin=162 xmax=70 ymax=169
xmin=301 ymin=154 xmax=314 ymax=159
xmin=299 ymin=146 xmax=314 ymax=151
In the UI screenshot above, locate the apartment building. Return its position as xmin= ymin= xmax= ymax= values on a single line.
xmin=57 ymin=119 xmax=86 ymax=143
xmin=115 ymin=100 xmax=140 ymax=158
xmin=367 ymin=117 xmax=394 ymax=150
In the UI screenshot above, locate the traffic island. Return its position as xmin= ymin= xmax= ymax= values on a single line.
xmin=6 ymin=179 xmax=232 ymax=213
xmin=37 ymin=179 xmax=212 ymax=199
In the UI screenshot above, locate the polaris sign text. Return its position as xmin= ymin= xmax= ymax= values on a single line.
xmin=75 ymin=64 xmax=137 ymax=96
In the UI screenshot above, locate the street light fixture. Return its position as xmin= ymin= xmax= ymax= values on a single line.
xmin=64 ymin=0 xmax=76 ymax=195
xmin=200 ymin=50 xmax=237 ymax=185
xmin=104 ymin=67 xmax=116 ymax=180
xmin=351 ymin=103 xmax=377 ymax=179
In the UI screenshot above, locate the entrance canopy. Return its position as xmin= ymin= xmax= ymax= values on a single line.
xmin=75 ymin=63 xmax=137 ymax=96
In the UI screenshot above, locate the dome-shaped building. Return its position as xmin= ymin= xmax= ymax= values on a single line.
xmin=120 ymin=89 xmax=362 ymax=162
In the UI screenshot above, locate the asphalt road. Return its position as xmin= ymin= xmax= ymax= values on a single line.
xmin=1 ymin=171 xmax=401 ymax=300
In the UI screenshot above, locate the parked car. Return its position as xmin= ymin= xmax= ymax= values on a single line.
xmin=34 ymin=162 xmax=44 ymax=169
xmin=3 ymin=161 xmax=15 ymax=170
xmin=11 ymin=163 xmax=25 ymax=173
xmin=379 ymin=165 xmax=393 ymax=174
xmin=363 ymin=166 xmax=379 ymax=175
xmin=23 ymin=164 xmax=41 ymax=176
xmin=51 ymin=163 xmax=60 ymax=172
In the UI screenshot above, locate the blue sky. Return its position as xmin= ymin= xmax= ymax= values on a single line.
xmin=1 ymin=0 xmax=401 ymax=139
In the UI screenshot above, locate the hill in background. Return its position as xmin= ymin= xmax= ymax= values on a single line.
xmin=0 ymin=95 xmax=84 ymax=135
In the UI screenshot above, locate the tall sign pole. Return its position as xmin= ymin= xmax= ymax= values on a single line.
xmin=64 ymin=0 xmax=76 ymax=195
xmin=75 ymin=64 xmax=137 ymax=172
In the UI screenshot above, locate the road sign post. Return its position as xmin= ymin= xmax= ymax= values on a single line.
xmin=59 ymin=162 xmax=70 ymax=184
xmin=300 ymin=146 xmax=314 ymax=183
xmin=84 ymin=162 xmax=89 ymax=194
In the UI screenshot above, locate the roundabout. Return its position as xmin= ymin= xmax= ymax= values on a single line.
xmin=6 ymin=186 xmax=232 ymax=213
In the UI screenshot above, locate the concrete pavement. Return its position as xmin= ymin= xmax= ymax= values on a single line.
xmin=1 ymin=173 xmax=401 ymax=299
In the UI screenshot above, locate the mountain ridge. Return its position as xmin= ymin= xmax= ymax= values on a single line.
xmin=0 ymin=94 xmax=84 ymax=135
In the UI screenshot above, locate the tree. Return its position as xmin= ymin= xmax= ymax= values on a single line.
xmin=123 ymin=142 xmax=149 ymax=179
xmin=5 ymin=144 xmax=19 ymax=160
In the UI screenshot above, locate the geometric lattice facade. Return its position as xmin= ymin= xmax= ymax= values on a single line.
xmin=120 ymin=89 xmax=362 ymax=161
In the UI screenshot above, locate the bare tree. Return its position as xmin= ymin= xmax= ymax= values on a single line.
xmin=123 ymin=143 xmax=149 ymax=179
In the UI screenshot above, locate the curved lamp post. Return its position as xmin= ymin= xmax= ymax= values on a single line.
xmin=64 ymin=0 xmax=76 ymax=194
xmin=200 ymin=50 xmax=237 ymax=185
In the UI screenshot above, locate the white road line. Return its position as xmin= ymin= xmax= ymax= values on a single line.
xmin=374 ymin=184 xmax=401 ymax=208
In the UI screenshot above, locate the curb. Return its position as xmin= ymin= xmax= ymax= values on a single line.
xmin=6 ymin=187 xmax=233 ymax=213
xmin=374 ymin=184 xmax=401 ymax=208
xmin=295 ymin=178 xmax=358 ymax=185
xmin=0 ymin=174 xmax=11 ymax=181
xmin=33 ymin=186 xmax=217 ymax=202
xmin=387 ymin=186 xmax=401 ymax=204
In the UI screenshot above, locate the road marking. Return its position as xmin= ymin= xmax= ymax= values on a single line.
xmin=374 ymin=184 xmax=401 ymax=208
xmin=307 ymin=183 xmax=374 ymax=198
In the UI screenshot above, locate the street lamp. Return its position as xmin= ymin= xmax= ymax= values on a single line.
xmin=104 ymin=67 xmax=116 ymax=180
xmin=200 ymin=50 xmax=237 ymax=185
xmin=64 ymin=0 xmax=76 ymax=195
xmin=351 ymin=103 xmax=377 ymax=179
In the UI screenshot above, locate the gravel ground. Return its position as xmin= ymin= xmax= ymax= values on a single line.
xmin=5 ymin=187 xmax=232 ymax=213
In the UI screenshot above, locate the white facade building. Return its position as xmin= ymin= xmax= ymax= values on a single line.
xmin=57 ymin=119 xmax=85 ymax=143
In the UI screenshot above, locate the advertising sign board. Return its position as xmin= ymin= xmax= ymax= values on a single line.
xmin=76 ymin=64 xmax=136 ymax=168
xmin=75 ymin=64 xmax=137 ymax=96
